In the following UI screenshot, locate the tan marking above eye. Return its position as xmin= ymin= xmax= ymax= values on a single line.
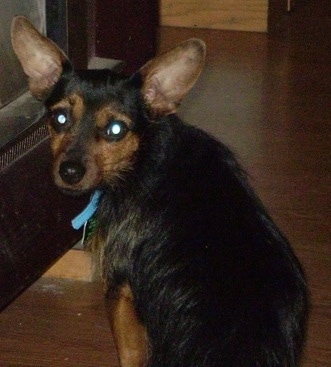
xmin=95 ymin=105 xmax=132 ymax=129
xmin=49 ymin=93 xmax=85 ymax=122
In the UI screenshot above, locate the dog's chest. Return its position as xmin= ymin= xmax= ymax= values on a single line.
xmin=91 ymin=192 xmax=163 ymax=283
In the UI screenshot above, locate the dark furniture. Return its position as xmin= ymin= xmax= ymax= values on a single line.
xmin=0 ymin=0 xmax=159 ymax=310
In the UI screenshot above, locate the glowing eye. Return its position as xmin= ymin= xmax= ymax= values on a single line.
xmin=51 ymin=110 xmax=68 ymax=126
xmin=111 ymin=123 xmax=122 ymax=135
xmin=57 ymin=113 xmax=67 ymax=124
xmin=106 ymin=120 xmax=128 ymax=140
xmin=49 ymin=109 xmax=70 ymax=132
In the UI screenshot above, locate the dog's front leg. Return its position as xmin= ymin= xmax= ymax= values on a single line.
xmin=106 ymin=284 xmax=148 ymax=367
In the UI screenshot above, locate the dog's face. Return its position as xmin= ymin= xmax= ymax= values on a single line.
xmin=11 ymin=16 xmax=205 ymax=195
xmin=44 ymin=70 xmax=144 ymax=195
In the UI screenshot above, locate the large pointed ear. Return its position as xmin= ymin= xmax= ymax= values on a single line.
xmin=11 ymin=16 xmax=69 ymax=99
xmin=139 ymin=39 xmax=206 ymax=118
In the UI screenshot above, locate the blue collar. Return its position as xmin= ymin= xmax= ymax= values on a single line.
xmin=71 ymin=190 xmax=103 ymax=230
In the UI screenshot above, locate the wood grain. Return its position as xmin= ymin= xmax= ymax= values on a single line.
xmin=0 ymin=279 xmax=119 ymax=367
xmin=161 ymin=0 xmax=268 ymax=32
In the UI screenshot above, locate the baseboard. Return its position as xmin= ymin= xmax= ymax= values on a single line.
xmin=161 ymin=0 xmax=268 ymax=33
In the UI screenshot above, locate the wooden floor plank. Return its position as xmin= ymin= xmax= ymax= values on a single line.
xmin=0 ymin=278 xmax=118 ymax=367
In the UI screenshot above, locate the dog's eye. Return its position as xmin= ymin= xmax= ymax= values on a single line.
xmin=49 ymin=109 xmax=70 ymax=131
xmin=56 ymin=113 xmax=67 ymax=125
xmin=54 ymin=110 xmax=68 ymax=125
xmin=105 ymin=120 xmax=128 ymax=141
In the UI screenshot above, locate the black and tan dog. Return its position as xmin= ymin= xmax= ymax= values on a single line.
xmin=11 ymin=16 xmax=308 ymax=367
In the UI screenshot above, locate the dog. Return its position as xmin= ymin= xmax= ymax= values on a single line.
xmin=11 ymin=16 xmax=308 ymax=367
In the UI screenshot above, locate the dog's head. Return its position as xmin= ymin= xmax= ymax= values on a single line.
xmin=11 ymin=16 xmax=206 ymax=195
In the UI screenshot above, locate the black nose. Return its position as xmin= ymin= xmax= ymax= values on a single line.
xmin=59 ymin=160 xmax=86 ymax=185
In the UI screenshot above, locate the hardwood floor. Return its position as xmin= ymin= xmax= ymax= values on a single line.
xmin=0 ymin=279 xmax=119 ymax=367
xmin=0 ymin=2 xmax=330 ymax=366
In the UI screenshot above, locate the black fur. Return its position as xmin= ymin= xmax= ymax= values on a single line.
xmin=11 ymin=16 xmax=308 ymax=366
xmin=49 ymin=70 xmax=308 ymax=366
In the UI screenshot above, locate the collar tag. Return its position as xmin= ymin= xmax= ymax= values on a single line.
xmin=71 ymin=190 xmax=102 ymax=230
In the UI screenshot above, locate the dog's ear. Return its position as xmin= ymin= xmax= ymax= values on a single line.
xmin=139 ymin=39 xmax=206 ymax=118
xmin=11 ymin=16 xmax=69 ymax=99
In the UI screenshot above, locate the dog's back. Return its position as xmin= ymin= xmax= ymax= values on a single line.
xmin=97 ymin=114 xmax=308 ymax=367
xmin=11 ymin=16 xmax=308 ymax=367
